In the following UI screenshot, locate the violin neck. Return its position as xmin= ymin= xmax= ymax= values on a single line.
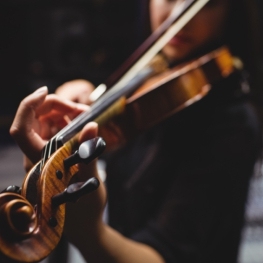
xmin=40 ymin=0 xmax=211 ymax=164
xmin=40 ymin=65 xmax=156 ymax=164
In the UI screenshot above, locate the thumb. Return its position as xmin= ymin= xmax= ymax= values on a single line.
xmin=76 ymin=122 xmax=100 ymax=182
xmin=78 ymin=122 xmax=99 ymax=144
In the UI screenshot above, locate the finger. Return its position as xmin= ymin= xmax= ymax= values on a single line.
xmin=36 ymin=106 xmax=90 ymax=139
xmin=38 ymin=113 xmax=70 ymax=128
xmin=78 ymin=122 xmax=99 ymax=144
xmin=38 ymin=106 xmax=89 ymax=124
xmin=56 ymin=79 xmax=95 ymax=104
xmin=63 ymin=115 xmax=71 ymax=124
xmin=10 ymin=86 xmax=48 ymax=163
xmin=78 ymin=93 xmax=92 ymax=105
xmin=36 ymin=115 xmax=68 ymax=139
xmin=76 ymin=122 xmax=99 ymax=182
xmin=35 ymin=94 xmax=89 ymax=117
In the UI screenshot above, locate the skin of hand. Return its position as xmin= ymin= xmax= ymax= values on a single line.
xmin=55 ymin=79 xmax=95 ymax=104
xmin=10 ymin=0 xmax=232 ymax=261
xmin=10 ymin=1 xmax=233 ymax=260
xmin=9 ymin=86 xmax=89 ymax=171
xmin=9 ymin=85 xmax=107 ymax=239
xmin=9 ymin=86 xmax=165 ymax=263
xmin=9 ymin=85 xmax=108 ymax=240
xmin=32 ymin=1 xmax=231 ymax=260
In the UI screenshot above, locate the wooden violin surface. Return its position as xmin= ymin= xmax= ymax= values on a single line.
xmin=0 ymin=138 xmax=78 ymax=262
xmin=0 ymin=1 xmax=239 ymax=258
xmin=97 ymin=46 xmax=239 ymax=148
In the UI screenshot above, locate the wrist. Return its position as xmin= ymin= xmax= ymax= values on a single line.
xmin=71 ymin=220 xmax=107 ymax=261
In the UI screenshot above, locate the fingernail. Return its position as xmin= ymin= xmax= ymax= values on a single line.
xmin=34 ymin=86 xmax=48 ymax=94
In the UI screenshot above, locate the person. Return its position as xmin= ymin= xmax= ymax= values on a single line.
xmin=9 ymin=0 xmax=262 ymax=262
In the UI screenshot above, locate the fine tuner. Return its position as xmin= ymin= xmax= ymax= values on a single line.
xmin=52 ymin=137 xmax=106 ymax=207
xmin=2 ymin=137 xmax=106 ymax=209
xmin=1 ymin=1 xmax=241 ymax=262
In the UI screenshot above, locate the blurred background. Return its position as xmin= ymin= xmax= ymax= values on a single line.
xmin=0 ymin=0 xmax=262 ymax=262
xmin=0 ymin=0 xmax=141 ymax=142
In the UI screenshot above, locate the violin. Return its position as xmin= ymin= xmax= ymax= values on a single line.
xmin=0 ymin=0 xmax=240 ymax=262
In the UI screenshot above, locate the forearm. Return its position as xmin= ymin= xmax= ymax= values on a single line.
xmin=76 ymin=222 xmax=165 ymax=263
xmin=64 ymin=183 xmax=164 ymax=263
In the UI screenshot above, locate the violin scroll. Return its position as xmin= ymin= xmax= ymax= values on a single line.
xmin=0 ymin=193 xmax=37 ymax=239
xmin=0 ymin=137 xmax=105 ymax=262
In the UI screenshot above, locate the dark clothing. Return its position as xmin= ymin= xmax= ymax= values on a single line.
xmin=106 ymin=71 xmax=261 ymax=263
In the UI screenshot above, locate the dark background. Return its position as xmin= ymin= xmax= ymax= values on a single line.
xmin=0 ymin=2 xmax=262 ymax=262
xmin=0 ymin=0 xmax=263 ymax=144
xmin=0 ymin=0 xmax=142 ymax=143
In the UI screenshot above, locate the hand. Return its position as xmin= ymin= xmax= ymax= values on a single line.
xmin=55 ymin=79 xmax=95 ymax=105
xmin=10 ymin=86 xmax=89 ymax=169
xmin=10 ymin=86 xmax=108 ymax=249
xmin=64 ymin=121 xmax=107 ymax=246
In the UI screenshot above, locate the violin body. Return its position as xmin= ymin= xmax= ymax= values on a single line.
xmin=0 ymin=44 xmax=239 ymax=262
xmin=0 ymin=0 xmax=240 ymax=259
xmin=97 ymin=47 xmax=238 ymax=148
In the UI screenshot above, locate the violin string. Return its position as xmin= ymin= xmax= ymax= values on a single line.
xmin=56 ymin=66 xmax=155 ymax=145
xmin=56 ymin=0 xmax=210 ymax=141
xmin=93 ymin=0 xmax=209 ymax=100
xmin=42 ymin=0 xmax=210 ymax=160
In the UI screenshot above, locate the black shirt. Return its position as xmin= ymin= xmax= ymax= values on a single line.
xmin=105 ymin=72 xmax=261 ymax=263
